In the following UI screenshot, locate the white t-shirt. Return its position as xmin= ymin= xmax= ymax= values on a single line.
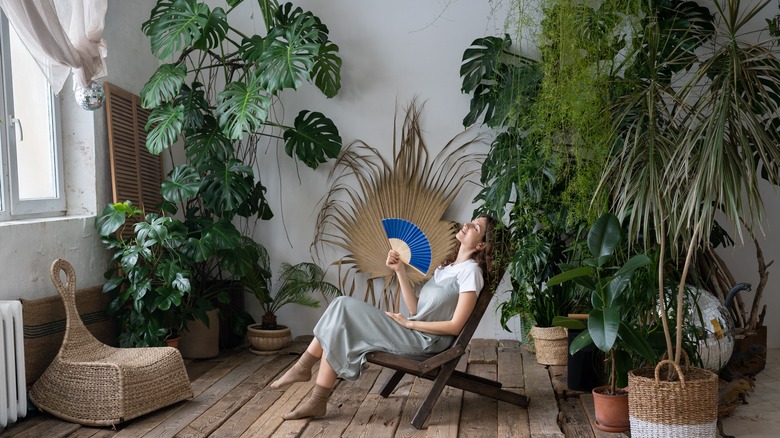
xmin=432 ymin=259 xmax=484 ymax=294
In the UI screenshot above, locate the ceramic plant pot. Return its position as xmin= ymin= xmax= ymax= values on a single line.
xmin=246 ymin=324 xmax=291 ymax=355
xmin=592 ymin=385 xmax=630 ymax=433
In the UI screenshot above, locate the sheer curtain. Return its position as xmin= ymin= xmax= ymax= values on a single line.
xmin=0 ymin=0 xmax=107 ymax=94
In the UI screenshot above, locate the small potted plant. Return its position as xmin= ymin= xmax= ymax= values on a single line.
xmin=242 ymin=243 xmax=340 ymax=354
xmin=549 ymin=213 xmax=656 ymax=432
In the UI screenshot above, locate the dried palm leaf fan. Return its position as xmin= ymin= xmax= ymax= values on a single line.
xmin=313 ymin=101 xmax=486 ymax=311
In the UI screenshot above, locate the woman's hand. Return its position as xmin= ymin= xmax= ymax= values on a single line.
xmin=385 ymin=311 xmax=412 ymax=329
xmin=385 ymin=250 xmax=406 ymax=275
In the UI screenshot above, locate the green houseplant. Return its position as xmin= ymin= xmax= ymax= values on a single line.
xmin=460 ymin=0 xmax=617 ymax=347
xmin=99 ymin=0 xmax=343 ymax=347
xmin=549 ymin=213 xmax=656 ymax=432
xmin=98 ymin=201 xmax=193 ymax=347
xmin=242 ymin=244 xmax=340 ymax=353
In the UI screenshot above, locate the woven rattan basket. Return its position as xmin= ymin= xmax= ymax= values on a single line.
xmin=529 ymin=325 xmax=568 ymax=366
xmin=628 ymin=359 xmax=718 ymax=437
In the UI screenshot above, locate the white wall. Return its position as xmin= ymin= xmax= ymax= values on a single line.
xmin=0 ymin=0 xmax=159 ymax=301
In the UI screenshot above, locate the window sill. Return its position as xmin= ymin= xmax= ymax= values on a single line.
xmin=0 ymin=213 xmax=95 ymax=228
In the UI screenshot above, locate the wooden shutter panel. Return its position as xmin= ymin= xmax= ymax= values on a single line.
xmin=104 ymin=82 xmax=164 ymax=213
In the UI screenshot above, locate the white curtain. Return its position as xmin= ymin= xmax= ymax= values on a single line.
xmin=0 ymin=0 xmax=107 ymax=93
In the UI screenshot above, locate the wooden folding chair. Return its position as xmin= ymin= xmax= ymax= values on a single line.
xmin=366 ymin=279 xmax=530 ymax=429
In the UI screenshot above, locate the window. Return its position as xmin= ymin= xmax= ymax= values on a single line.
xmin=0 ymin=14 xmax=64 ymax=221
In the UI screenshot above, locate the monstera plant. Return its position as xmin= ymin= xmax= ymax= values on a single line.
xmin=100 ymin=0 xmax=343 ymax=347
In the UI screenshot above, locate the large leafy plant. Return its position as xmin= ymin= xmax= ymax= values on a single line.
xmin=139 ymin=0 xmax=342 ymax=226
xmin=98 ymin=201 xmax=193 ymax=347
xmin=98 ymin=201 xmax=265 ymax=346
xmin=550 ymin=213 xmax=656 ymax=393
xmin=462 ymin=2 xmax=613 ymax=329
xmin=99 ymin=0 xmax=343 ymax=346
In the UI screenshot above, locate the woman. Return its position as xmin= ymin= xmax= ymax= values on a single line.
xmin=270 ymin=215 xmax=497 ymax=420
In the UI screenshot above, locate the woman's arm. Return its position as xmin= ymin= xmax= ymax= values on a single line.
xmin=386 ymin=291 xmax=477 ymax=336
xmin=386 ymin=250 xmax=418 ymax=315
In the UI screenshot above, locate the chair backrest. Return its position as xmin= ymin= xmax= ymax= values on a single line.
xmin=50 ymin=259 xmax=102 ymax=356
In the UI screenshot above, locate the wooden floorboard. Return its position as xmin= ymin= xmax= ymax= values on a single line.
xmin=2 ymin=338 xmax=581 ymax=437
xmin=523 ymin=350 xmax=566 ymax=438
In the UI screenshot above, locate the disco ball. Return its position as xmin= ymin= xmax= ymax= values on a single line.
xmin=689 ymin=288 xmax=735 ymax=372
xmin=75 ymin=82 xmax=105 ymax=111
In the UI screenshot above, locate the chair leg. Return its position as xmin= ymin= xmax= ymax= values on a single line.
xmin=379 ymin=370 xmax=406 ymax=398
xmin=411 ymin=360 xmax=458 ymax=429
xmin=447 ymin=372 xmax=530 ymax=407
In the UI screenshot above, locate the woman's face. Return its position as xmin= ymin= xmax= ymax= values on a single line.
xmin=456 ymin=217 xmax=488 ymax=249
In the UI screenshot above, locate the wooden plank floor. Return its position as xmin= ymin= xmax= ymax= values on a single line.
xmin=2 ymin=338 xmax=568 ymax=438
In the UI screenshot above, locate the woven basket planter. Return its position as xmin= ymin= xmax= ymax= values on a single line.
xmin=529 ymin=325 xmax=568 ymax=365
xmin=247 ymin=324 xmax=292 ymax=355
xmin=628 ymin=360 xmax=718 ymax=437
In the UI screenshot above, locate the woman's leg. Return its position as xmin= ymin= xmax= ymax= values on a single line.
xmin=307 ymin=337 xmax=324 ymax=358
xmin=270 ymin=338 xmax=322 ymax=389
xmin=282 ymin=357 xmax=338 ymax=420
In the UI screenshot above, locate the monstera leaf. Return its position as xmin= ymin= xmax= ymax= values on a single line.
xmin=185 ymin=219 xmax=243 ymax=263
xmin=192 ymin=5 xmax=228 ymax=51
xmin=161 ymin=164 xmax=201 ymax=203
xmin=257 ymin=10 xmax=320 ymax=93
xmin=184 ymin=117 xmax=234 ymax=169
xmin=146 ymin=102 xmax=185 ymax=155
xmin=460 ymin=35 xmax=510 ymax=94
xmin=177 ymin=82 xmax=210 ymax=132
xmin=199 ymin=159 xmax=254 ymax=214
xmin=216 ymin=74 xmax=271 ymax=140
xmin=143 ymin=0 xmax=212 ymax=60
xmin=141 ymin=64 xmax=186 ymax=108
xmin=312 ymin=40 xmax=342 ymax=98
xmin=283 ymin=111 xmax=341 ymax=169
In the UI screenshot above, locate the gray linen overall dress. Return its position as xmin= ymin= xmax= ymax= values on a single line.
xmin=313 ymin=269 xmax=473 ymax=381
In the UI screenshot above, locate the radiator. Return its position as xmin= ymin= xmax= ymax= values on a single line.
xmin=0 ymin=301 xmax=26 ymax=428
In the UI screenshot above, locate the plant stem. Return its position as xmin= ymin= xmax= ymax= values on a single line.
xmin=675 ymin=226 xmax=699 ymax=365
xmin=658 ymin=223 xmax=674 ymax=361
xmin=610 ymin=348 xmax=616 ymax=394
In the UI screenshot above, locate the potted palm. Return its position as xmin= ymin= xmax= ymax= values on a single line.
xmin=550 ymin=213 xmax=656 ymax=433
xmin=242 ymin=243 xmax=340 ymax=354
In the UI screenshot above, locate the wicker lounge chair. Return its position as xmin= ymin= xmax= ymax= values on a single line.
xmin=28 ymin=259 xmax=193 ymax=426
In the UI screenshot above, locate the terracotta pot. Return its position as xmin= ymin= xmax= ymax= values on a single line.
xmin=246 ymin=324 xmax=291 ymax=354
xmin=166 ymin=335 xmax=181 ymax=349
xmin=592 ymin=385 xmax=629 ymax=433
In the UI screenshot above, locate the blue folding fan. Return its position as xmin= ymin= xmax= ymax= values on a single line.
xmin=382 ymin=218 xmax=432 ymax=275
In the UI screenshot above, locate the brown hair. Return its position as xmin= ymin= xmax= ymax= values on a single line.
xmin=439 ymin=215 xmax=499 ymax=291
